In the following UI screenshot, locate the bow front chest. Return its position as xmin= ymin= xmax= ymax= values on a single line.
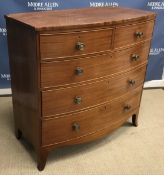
xmin=5 ymin=7 xmax=156 ymax=171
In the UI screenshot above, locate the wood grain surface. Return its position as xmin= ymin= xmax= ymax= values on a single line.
xmin=42 ymin=86 xmax=142 ymax=146
xmin=6 ymin=19 xmax=41 ymax=151
xmin=40 ymin=28 xmax=113 ymax=58
xmin=41 ymin=41 xmax=150 ymax=88
xmin=5 ymin=7 xmax=156 ymax=31
xmin=42 ymin=65 xmax=146 ymax=117
xmin=114 ymin=20 xmax=154 ymax=48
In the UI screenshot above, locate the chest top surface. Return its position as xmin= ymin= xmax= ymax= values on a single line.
xmin=5 ymin=7 xmax=156 ymax=31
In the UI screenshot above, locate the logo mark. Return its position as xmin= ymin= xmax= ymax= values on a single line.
xmin=147 ymin=2 xmax=164 ymax=10
xmin=90 ymin=2 xmax=119 ymax=7
xmin=149 ymin=48 xmax=164 ymax=55
xmin=1 ymin=74 xmax=11 ymax=81
xmin=0 ymin=28 xmax=7 ymax=36
xmin=27 ymin=1 xmax=59 ymax=11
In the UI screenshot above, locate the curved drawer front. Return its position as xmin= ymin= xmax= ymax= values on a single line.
xmin=114 ymin=20 xmax=154 ymax=48
xmin=42 ymin=86 xmax=142 ymax=146
xmin=42 ymin=65 xmax=146 ymax=117
xmin=40 ymin=28 xmax=113 ymax=59
xmin=41 ymin=41 xmax=150 ymax=88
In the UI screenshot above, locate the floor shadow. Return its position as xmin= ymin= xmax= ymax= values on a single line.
xmin=18 ymin=137 xmax=37 ymax=162
xmin=124 ymin=121 xmax=134 ymax=127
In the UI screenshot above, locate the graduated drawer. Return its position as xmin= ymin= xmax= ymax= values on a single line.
xmin=114 ymin=20 xmax=154 ymax=48
xmin=41 ymin=41 xmax=150 ymax=88
xmin=40 ymin=28 xmax=113 ymax=59
xmin=42 ymin=65 xmax=146 ymax=117
xmin=42 ymin=86 xmax=142 ymax=146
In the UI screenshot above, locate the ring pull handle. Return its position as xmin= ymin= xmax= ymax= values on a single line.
xmin=124 ymin=104 xmax=131 ymax=112
xmin=135 ymin=31 xmax=144 ymax=38
xmin=76 ymin=42 xmax=85 ymax=51
xmin=75 ymin=67 xmax=84 ymax=76
xmin=131 ymin=54 xmax=140 ymax=61
xmin=74 ymin=96 xmax=82 ymax=104
xmin=72 ymin=122 xmax=80 ymax=132
xmin=128 ymin=79 xmax=136 ymax=86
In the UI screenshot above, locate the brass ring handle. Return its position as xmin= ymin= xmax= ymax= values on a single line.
xmin=131 ymin=54 xmax=140 ymax=61
xmin=76 ymin=42 xmax=85 ymax=51
xmin=128 ymin=79 xmax=136 ymax=86
xmin=135 ymin=31 xmax=144 ymax=38
xmin=72 ymin=122 xmax=80 ymax=132
xmin=124 ymin=105 xmax=131 ymax=112
xmin=75 ymin=67 xmax=84 ymax=76
xmin=74 ymin=96 xmax=82 ymax=104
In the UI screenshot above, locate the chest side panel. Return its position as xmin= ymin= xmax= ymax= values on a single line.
xmin=6 ymin=19 xmax=41 ymax=149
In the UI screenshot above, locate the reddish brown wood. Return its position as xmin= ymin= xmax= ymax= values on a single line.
xmin=42 ymin=86 xmax=142 ymax=146
xmin=6 ymin=19 xmax=41 ymax=150
xmin=42 ymin=65 xmax=146 ymax=117
xmin=42 ymin=108 xmax=140 ymax=150
xmin=5 ymin=7 xmax=156 ymax=171
xmin=5 ymin=7 xmax=156 ymax=31
xmin=114 ymin=20 xmax=154 ymax=48
xmin=41 ymin=41 xmax=150 ymax=88
xmin=6 ymin=18 xmax=43 ymax=170
xmin=37 ymin=148 xmax=49 ymax=171
xmin=40 ymin=28 xmax=113 ymax=59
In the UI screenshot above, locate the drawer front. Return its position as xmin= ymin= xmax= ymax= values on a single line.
xmin=41 ymin=41 xmax=150 ymax=88
xmin=42 ymin=86 xmax=142 ymax=145
xmin=42 ymin=65 xmax=146 ymax=117
xmin=40 ymin=28 xmax=113 ymax=59
xmin=114 ymin=21 xmax=154 ymax=48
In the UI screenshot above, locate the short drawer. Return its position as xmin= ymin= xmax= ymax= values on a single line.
xmin=42 ymin=65 xmax=146 ymax=117
xmin=114 ymin=21 xmax=154 ymax=48
xmin=41 ymin=41 xmax=150 ymax=88
xmin=40 ymin=28 xmax=113 ymax=59
xmin=42 ymin=86 xmax=142 ymax=145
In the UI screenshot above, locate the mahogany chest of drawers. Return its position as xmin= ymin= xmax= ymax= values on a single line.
xmin=5 ymin=7 xmax=156 ymax=171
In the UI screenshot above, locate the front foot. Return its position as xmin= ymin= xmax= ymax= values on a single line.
xmin=37 ymin=149 xmax=49 ymax=171
xmin=15 ymin=129 xmax=22 ymax=140
xmin=132 ymin=114 xmax=138 ymax=127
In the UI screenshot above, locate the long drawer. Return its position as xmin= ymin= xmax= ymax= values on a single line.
xmin=42 ymin=65 xmax=146 ymax=117
xmin=40 ymin=28 xmax=113 ymax=59
xmin=41 ymin=41 xmax=150 ymax=88
xmin=114 ymin=20 xmax=154 ymax=48
xmin=42 ymin=86 xmax=142 ymax=146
